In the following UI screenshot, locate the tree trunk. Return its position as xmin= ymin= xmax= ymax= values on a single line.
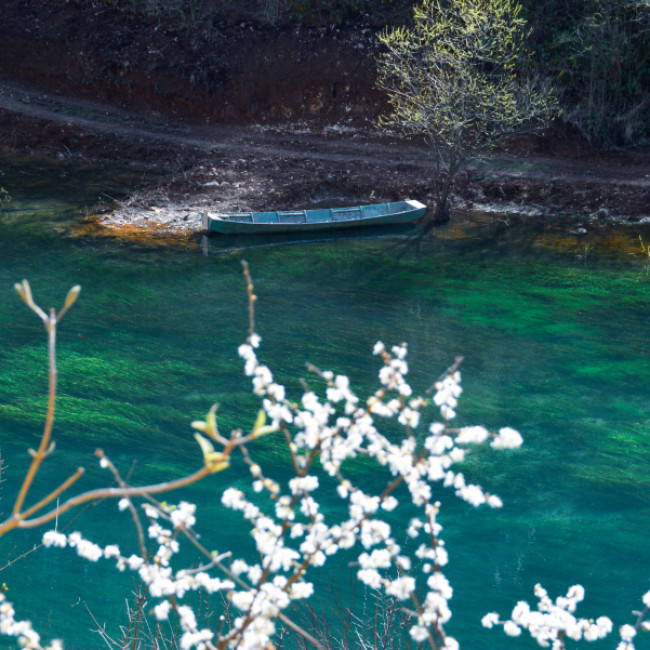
xmin=432 ymin=198 xmax=451 ymax=224
xmin=431 ymin=155 xmax=461 ymax=224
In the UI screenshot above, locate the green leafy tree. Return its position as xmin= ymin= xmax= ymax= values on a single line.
xmin=376 ymin=0 xmax=558 ymax=222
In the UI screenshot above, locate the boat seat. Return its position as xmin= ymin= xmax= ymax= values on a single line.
xmin=305 ymin=209 xmax=331 ymax=223
xmin=252 ymin=212 xmax=278 ymax=224
xmin=361 ymin=205 xmax=388 ymax=217
xmin=332 ymin=207 xmax=362 ymax=221
xmin=277 ymin=211 xmax=307 ymax=224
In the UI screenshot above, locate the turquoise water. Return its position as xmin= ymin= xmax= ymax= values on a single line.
xmin=0 ymin=155 xmax=649 ymax=648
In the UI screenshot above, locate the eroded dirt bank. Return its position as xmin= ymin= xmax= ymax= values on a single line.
xmin=2 ymin=80 xmax=649 ymax=236
xmin=0 ymin=1 xmax=649 ymax=236
xmin=0 ymin=0 xmax=383 ymax=125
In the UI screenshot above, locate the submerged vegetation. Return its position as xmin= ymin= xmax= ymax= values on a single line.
xmin=0 ymin=0 xmax=649 ymax=644
xmin=0 ymin=271 xmax=649 ymax=649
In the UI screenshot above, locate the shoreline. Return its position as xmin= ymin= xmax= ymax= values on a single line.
xmin=1 ymin=81 xmax=650 ymax=240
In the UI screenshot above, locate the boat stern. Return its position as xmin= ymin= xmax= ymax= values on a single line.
xmin=406 ymin=199 xmax=427 ymax=211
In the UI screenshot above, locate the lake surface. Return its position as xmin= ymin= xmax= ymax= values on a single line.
xmin=0 ymin=154 xmax=649 ymax=648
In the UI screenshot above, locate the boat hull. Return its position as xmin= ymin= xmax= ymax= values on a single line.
xmin=203 ymin=200 xmax=426 ymax=235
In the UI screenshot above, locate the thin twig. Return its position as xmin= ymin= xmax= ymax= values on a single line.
xmin=20 ymin=468 xmax=85 ymax=520
xmin=99 ymin=455 xmax=148 ymax=559
xmin=12 ymin=308 xmax=59 ymax=516
xmin=3 ymin=465 xmax=211 ymax=533
xmin=426 ymin=356 xmax=464 ymax=395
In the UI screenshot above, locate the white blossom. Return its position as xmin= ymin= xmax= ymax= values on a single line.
xmin=358 ymin=568 xmax=382 ymax=589
xmin=386 ymin=576 xmax=416 ymax=600
xmin=491 ymin=427 xmax=523 ymax=450
xmin=488 ymin=583 xmax=614 ymax=647
xmin=620 ymin=624 xmax=636 ymax=642
xmin=456 ymin=425 xmax=489 ymax=444
xmin=154 ymin=600 xmax=172 ymax=621
xmin=170 ymin=501 xmax=197 ymax=529
xmin=35 ymin=337 xmax=538 ymax=650
xmin=482 ymin=612 xmax=500 ymax=629
xmin=42 ymin=531 xmax=67 ymax=548
xmin=503 ymin=621 xmax=522 ymax=637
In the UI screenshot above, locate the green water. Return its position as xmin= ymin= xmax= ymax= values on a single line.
xmin=0 ymin=155 xmax=649 ymax=648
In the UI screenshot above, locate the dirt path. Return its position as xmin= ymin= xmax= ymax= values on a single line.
xmin=2 ymin=79 xmax=649 ymax=233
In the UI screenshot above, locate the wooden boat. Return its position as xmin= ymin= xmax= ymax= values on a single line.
xmin=202 ymin=200 xmax=426 ymax=235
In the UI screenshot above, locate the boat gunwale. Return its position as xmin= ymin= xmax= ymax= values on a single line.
xmin=203 ymin=200 xmax=426 ymax=233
